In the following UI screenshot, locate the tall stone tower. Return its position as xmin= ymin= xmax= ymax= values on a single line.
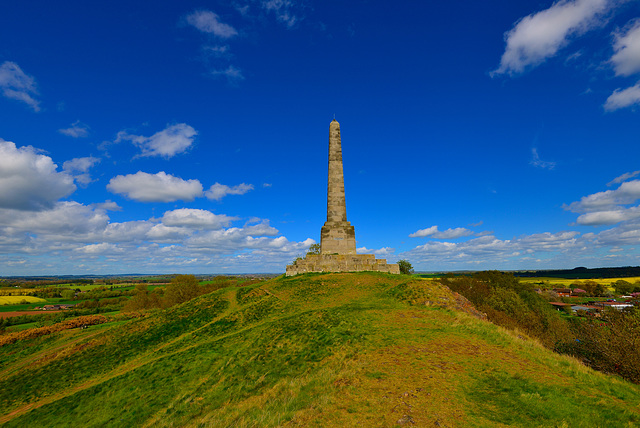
xmin=286 ymin=120 xmax=399 ymax=276
xmin=320 ymin=120 xmax=356 ymax=255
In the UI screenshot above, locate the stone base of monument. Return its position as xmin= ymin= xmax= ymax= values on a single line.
xmin=286 ymin=254 xmax=400 ymax=276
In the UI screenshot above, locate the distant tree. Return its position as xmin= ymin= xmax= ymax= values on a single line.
xmin=581 ymin=280 xmax=604 ymax=297
xmin=163 ymin=275 xmax=201 ymax=307
xmin=397 ymin=260 xmax=414 ymax=275
xmin=613 ymin=280 xmax=634 ymax=295
xmin=123 ymin=283 xmax=161 ymax=311
xmin=61 ymin=290 xmax=75 ymax=301
xmin=306 ymin=243 xmax=321 ymax=256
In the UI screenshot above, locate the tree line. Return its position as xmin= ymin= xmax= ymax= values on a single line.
xmin=440 ymin=271 xmax=640 ymax=384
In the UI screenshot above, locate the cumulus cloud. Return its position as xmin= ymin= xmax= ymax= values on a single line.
xmin=611 ymin=19 xmax=640 ymax=76
xmin=91 ymin=200 xmax=121 ymax=211
xmin=0 ymin=61 xmax=40 ymax=111
xmin=565 ymin=179 xmax=640 ymax=212
xmin=593 ymin=218 xmax=640 ymax=246
xmin=604 ymin=82 xmax=640 ymax=111
xmin=575 ymin=207 xmax=640 ymax=225
xmin=402 ymin=230 xmax=584 ymax=269
xmin=161 ymin=208 xmax=237 ymax=229
xmin=185 ymin=220 xmax=281 ymax=253
xmin=608 ymin=170 xmax=640 ymax=186
xmin=433 ymin=227 xmax=475 ymax=240
xmin=492 ymin=0 xmax=609 ymax=76
xmin=530 ymin=147 xmax=556 ymax=169
xmin=186 ymin=10 xmax=238 ymax=38
xmin=205 ymin=182 xmax=254 ymax=201
xmin=409 ymin=225 xmax=473 ymax=239
xmin=115 ymin=123 xmax=197 ymax=158
xmin=63 ymin=156 xmax=100 ymax=187
xmin=0 ymin=198 xmax=315 ymax=274
xmin=409 ymin=225 xmax=438 ymax=238
xmin=58 ymin=120 xmax=90 ymax=138
xmin=0 ymin=139 xmax=76 ymax=210
xmin=0 ymin=201 xmax=109 ymax=237
xmin=76 ymin=243 xmax=123 ymax=255
xmin=356 ymin=246 xmax=396 ymax=257
xmin=564 ymin=179 xmax=640 ymax=226
xmin=107 ymin=171 xmax=204 ymax=202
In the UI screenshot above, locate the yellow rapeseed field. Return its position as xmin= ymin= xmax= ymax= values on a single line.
xmin=0 ymin=296 xmax=46 ymax=305
xmin=520 ymin=276 xmax=640 ymax=287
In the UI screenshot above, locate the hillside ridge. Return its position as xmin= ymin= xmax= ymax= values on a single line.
xmin=1 ymin=273 xmax=639 ymax=427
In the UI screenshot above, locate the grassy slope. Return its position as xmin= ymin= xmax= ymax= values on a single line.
xmin=0 ymin=273 xmax=639 ymax=427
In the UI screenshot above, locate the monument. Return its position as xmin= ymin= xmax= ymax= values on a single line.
xmin=286 ymin=119 xmax=400 ymax=276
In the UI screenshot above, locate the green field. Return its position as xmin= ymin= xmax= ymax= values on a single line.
xmin=0 ymin=273 xmax=638 ymax=426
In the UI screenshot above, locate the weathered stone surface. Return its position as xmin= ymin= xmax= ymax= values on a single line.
xmin=321 ymin=120 xmax=357 ymax=255
xmin=286 ymin=119 xmax=399 ymax=276
xmin=286 ymin=254 xmax=400 ymax=276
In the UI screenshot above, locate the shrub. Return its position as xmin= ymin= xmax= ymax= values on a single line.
xmin=563 ymin=308 xmax=640 ymax=383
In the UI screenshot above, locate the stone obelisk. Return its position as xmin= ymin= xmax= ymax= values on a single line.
xmin=285 ymin=119 xmax=399 ymax=276
xmin=320 ymin=119 xmax=357 ymax=255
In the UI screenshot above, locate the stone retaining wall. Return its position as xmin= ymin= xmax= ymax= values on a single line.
xmin=286 ymin=254 xmax=400 ymax=276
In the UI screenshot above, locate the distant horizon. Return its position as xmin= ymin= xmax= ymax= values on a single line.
xmin=3 ymin=264 xmax=640 ymax=279
xmin=1 ymin=1 xmax=640 ymax=275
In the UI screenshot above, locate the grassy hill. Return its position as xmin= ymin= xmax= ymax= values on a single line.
xmin=1 ymin=272 xmax=639 ymax=427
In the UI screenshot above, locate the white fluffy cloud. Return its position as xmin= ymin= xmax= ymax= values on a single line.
xmin=0 ymin=199 xmax=314 ymax=274
xmin=563 ymin=178 xmax=640 ymax=225
xmin=594 ymin=219 xmax=640 ymax=246
xmin=409 ymin=225 xmax=473 ymax=239
xmin=205 ymin=182 xmax=254 ymax=201
xmin=604 ymin=82 xmax=640 ymax=111
xmin=58 ymin=120 xmax=90 ymax=138
xmin=0 ymin=201 xmax=109 ymax=237
xmin=493 ymin=0 xmax=609 ymax=75
xmin=161 ymin=208 xmax=237 ymax=229
xmin=575 ymin=207 xmax=640 ymax=225
xmin=433 ymin=227 xmax=475 ymax=240
xmin=402 ymin=231 xmax=583 ymax=268
xmin=0 ymin=139 xmax=311 ymax=274
xmin=356 ymin=246 xmax=396 ymax=257
xmin=186 ymin=10 xmax=238 ymax=38
xmin=107 ymin=171 xmax=204 ymax=202
xmin=116 ymin=123 xmax=197 ymax=158
xmin=0 ymin=139 xmax=76 ymax=210
xmin=63 ymin=156 xmax=100 ymax=186
xmin=0 ymin=61 xmax=40 ymax=111
xmin=611 ymin=19 xmax=640 ymax=76
xmin=409 ymin=225 xmax=438 ymax=238
xmin=565 ymin=179 xmax=640 ymax=213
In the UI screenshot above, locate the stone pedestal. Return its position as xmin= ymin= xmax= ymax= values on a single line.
xmin=286 ymin=254 xmax=400 ymax=276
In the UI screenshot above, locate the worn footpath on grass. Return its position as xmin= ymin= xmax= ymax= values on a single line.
xmin=1 ymin=273 xmax=639 ymax=427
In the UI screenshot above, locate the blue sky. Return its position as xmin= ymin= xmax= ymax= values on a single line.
xmin=1 ymin=0 xmax=640 ymax=274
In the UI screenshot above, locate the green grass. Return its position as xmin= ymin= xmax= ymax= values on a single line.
xmin=0 ymin=273 xmax=638 ymax=427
